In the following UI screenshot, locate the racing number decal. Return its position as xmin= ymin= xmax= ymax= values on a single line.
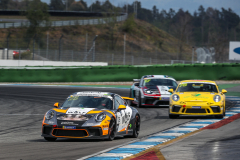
xmin=179 ymin=83 xmax=187 ymax=87
xmin=116 ymin=107 xmax=132 ymax=132
xmin=144 ymin=79 xmax=151 ymax=83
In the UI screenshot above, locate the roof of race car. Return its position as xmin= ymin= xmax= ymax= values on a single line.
xmin=143 ymin=75 xmax=176 ymax=80
xmin=180 ymin=80 xmax=217 ymax=84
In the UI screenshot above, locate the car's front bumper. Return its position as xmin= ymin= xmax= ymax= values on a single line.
xmin=41 ymin=125 xmax=109 ymax=139
xmin=141 ymin=96 xmax=169 ymax=106
xmin=169 ymin=104 xmax=224 ymax=116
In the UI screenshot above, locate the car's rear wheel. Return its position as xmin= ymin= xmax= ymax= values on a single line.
xmin=131 ymin=114 xmax=140 ymax=138
xmin=107 ymin=119 xmax=116 ymax=141
xmin=44 ymin=137 xmax=57 ymax=141
xmin=137 ymin=93 xmax=142 ymax=108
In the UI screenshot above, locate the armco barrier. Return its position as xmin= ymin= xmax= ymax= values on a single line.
xmin=0 ymin=63 xmax=239 ymax=82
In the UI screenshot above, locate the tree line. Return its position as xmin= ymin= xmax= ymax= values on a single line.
xmin=1 ymin=0 xmax=240 ymax=56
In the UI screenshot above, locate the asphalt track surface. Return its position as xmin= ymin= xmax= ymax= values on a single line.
xmin=0 ymin=85 xmax=234 ymax=160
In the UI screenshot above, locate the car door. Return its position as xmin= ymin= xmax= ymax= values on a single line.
xmin=114 ymin=95 xmax=132 ymax=132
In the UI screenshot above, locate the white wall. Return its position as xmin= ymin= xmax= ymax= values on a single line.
xmin=0 ymin=60 xmax=108 ymax=66
xmin=0 ymin=49 xmax=14 ymax=60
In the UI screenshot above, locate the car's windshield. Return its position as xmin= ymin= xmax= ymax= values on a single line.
xmin=143 ymin=79 xmax=177 ymax=87
xmin=176 ymin=83 xmax=218 ymax=92
xmin=61 ymin=96 xmax=113 ymax=110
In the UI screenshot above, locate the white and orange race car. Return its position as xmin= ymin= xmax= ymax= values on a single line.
xmin=42 ymin=91 xmax=140 ymax=141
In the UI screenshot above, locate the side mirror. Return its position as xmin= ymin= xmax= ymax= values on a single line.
xmin=54 ymin=102 xmax=59 ymax=108
xmin=221 ymin=89 xmax=227 ymax=94
xmin=118 ymin=105 xmax=126 ymax=110
xmin=168 ymin=89 xmax=174 ymax=93
xmin=134 ymin=83 xmax=139 ymax=86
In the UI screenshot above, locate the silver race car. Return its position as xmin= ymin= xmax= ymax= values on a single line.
xmin=129 ymin=75 xmax=178 ymax=107
xmin=42 ymin=91 xmax=140 ymax=141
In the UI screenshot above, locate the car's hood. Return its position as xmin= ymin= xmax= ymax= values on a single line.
xmin=177 ymin=92 xmax=217 ymax=101
xmin=145 ymin=85 xmax=176 ymax=95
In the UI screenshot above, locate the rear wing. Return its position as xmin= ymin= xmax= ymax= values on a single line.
xmin=133 ymin=79 xmax=140 ymax=82
xmin=121 ymin=97 xmax=134 ymax=101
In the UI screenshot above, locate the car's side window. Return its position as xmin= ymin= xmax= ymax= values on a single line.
xmin=173 ymin=81 xmax=178 ymax=87
xmin=115 ymin=95 xmax=125 ymax=109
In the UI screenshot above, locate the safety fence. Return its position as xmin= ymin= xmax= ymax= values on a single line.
xmin=0 ymin=14 xmax=128 ymax=29
xmin=0 ymin=63 xmax=239 ymax=82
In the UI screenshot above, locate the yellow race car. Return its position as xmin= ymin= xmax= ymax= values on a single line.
xmin=168 ymin=80 xmax=227 ymax=119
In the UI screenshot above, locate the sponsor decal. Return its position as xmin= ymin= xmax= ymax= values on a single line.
xmin=234 ymin=47 xmax=240 ymax=54
xmin=161 ymin=97 xmax=169 ymax=100
xmin=58 ymin=114 xmax=89 ymax=121
xmin=192 ymin=106 xmax=201 ymax=109
xmin=61 ymin=122 xmax=78 ymax=125
xmin=84 ymin=123 xmax=94 ymax=126
xmin=63 ymin=126 xmax=76 ymax=129
xmin=48 ymin=121 xmax=54 ymax=124
xmin=66 ymin=108 xmax=94 ymax=115
xmin=192 ymin=93 xmax=201 ymax=97
xmin=129 ymin=124 xmax=132 ymax=128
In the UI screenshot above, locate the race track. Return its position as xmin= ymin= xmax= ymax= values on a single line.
xmin=0 ymin=85 xmax=234 ymax=160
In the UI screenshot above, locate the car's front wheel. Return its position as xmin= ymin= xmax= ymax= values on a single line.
xmin=107 ymin=119 xmax=116 ymax=141
xmin=44 ymin=137 xmax=57 ymax=141
xmin=131 ymin=114 xmax=140 ymax=138
xmin=137 ymin=93 xmax=142 ymax=108
xmin=169 ymin=114 xmax=179 ymax=119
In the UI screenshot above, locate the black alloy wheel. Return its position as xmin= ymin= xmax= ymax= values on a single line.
xmin=44 ymin=137 xmax=57 ymax=141
xmin=131 ymin=114 xmax=140 ymax=138
xmin=107 ymin=119 xmax=116 ymax=141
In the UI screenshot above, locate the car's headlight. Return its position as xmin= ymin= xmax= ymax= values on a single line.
xmin=95 ymin=113 xmax=106 ymax=122
xmin=143 ymin=89 xmax=152 ymax=94
xmin=172 ymin=94 xmax=180 ymax=101
xmin=214 ymin=95 xmax=221 ymax=102
xmin=45 ymin=110 xmax=55 ymax=120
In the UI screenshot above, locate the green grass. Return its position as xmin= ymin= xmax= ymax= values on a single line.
xmin=218 ymin=84 xmax=240 ymax=90
xmin=218 ymin=84 xmax=240 ymax=97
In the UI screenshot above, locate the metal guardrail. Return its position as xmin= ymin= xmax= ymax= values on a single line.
xmin=0 ymin=14 xmax=128 ymax=28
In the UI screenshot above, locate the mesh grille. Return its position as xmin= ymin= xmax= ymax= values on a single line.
xmin=53 ymin=129 xmax=88 ymax=137
xmin=43 ymin=126 xmax=52 ymax=135
xmin=211 ymin=107 xmax=220 ymax=113
xmin=186 ymin=109 xmax=206 ymax=113
xmin=172 ymin=106 xmax=181 ymax=112
xmin=155 ymin=101 xmax=169 ymax=105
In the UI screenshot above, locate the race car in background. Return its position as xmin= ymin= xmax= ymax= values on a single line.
xmin=168 ymin=80 xmax=227 ymax=119
xmin=129 ymin=75 xmax=178 ymax=107
xmin=42 ymin=91 xmax=140 ymax=141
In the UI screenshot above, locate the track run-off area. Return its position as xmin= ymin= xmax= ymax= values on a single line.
xmin=0 ymin=84 xmax=240 ymax=160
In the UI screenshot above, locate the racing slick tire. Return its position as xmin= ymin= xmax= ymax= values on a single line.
xmin=169 ymin=114 xmax=179 ymax=119
xmin=129 ymin=91 xmax=136 ymax=106
xmin=44 ymin=137 xmax=57 ymax=141
xmin=215 ymin=113 xmax=224 ymax=119
xmin=137 ymin=93 xmax=142 ymax=108
xmin=107 ymin=118 xmax=116 ymax=141
xmin=131 ymin=114 xmax=140 ymax=138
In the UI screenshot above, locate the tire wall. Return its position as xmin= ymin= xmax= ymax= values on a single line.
xmin=0 ymin=63 xmax=239 ymax=82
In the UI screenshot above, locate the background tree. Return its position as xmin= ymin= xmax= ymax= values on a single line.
xmin=0 ymin=0 xmax=9 ymax=9
xmin=25 ymin=0 xmax=50 ymax=46
xmin=49 ymin=0 xmax=64 ymax=10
